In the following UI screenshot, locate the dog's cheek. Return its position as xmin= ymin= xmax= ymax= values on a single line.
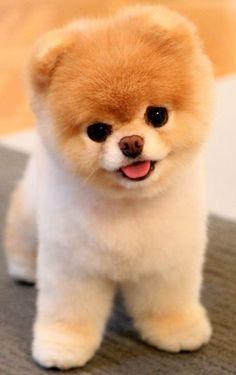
xmin=155 ymin=107 xmax=211 ymax=157
xmin=143 ymin=130 xmax=171 ymax=162
xmin=50 ymin=115 xmax=103 ymax=177
xmin=58 ymin=136 xmax=101 ymax=177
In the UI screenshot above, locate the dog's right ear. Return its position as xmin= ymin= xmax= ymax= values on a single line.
xmin=29 ymin=28 xmax=75 ymax=92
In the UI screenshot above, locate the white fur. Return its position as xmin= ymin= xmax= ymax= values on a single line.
xmin=5 ymin=132 xmax=211 ymax=369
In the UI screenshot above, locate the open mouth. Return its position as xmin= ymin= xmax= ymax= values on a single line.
xmin=118 ymin=160 xmax=156 ymax=181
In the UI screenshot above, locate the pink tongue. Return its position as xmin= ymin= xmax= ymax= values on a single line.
xmin=121 ymin=161 xmax=151 ymax=179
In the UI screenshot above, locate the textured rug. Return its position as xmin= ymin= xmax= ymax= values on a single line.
xmin=0 ymin=145 xmax=235 ymax=375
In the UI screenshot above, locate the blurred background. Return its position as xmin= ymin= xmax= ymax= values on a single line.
xmin=0 ymin=0 xmax=235 ymax=219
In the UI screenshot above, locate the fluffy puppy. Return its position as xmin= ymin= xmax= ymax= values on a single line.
xmin=5 ymin=5 xmax=214 ymax=370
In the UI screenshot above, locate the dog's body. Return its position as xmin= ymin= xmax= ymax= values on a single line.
xmin=5 ymin=5 xmax=214 ymax=370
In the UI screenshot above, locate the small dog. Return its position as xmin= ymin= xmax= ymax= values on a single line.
xmin=5 ymin=5 xmax=214 ymax=370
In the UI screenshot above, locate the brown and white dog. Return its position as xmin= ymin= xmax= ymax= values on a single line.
xmin=5 ymin=5 xmax=214 ymax=370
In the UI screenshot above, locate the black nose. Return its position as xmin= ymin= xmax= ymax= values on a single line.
xmin=119 ymin=135 xmax=144 ymax=158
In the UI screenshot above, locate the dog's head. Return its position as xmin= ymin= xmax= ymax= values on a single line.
xmin=29 ymin=5 xmax=214 ymax=197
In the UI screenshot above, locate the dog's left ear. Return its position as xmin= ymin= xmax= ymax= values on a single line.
xmin=29 ymin=28 xmax=75 ymax=92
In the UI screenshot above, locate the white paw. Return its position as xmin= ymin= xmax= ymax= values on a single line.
xmin=33 ymin=321 xmax=101 ymax=369
xmin=137 ymin=305 xmax=212 ymax=353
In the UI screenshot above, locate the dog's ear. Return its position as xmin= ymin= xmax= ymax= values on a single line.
xmin=119 ymin=5 xmax=201 ymax=50
xmin=29 ymin=28 xmax=75 ymax=92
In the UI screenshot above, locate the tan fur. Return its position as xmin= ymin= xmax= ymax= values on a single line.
xmin=35 ymin=320 xmax=96 ymax=340
xmin=29 ymin=29 xmax=76 ymax=91
xmin=29 ymin=6 xmax=213 ymax=189
xmin=135 ymin=304 xmax=211 ymax=352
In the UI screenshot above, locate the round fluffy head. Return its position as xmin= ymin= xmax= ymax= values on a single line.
xmin=29 ymin=5 xmax=214 ymax=197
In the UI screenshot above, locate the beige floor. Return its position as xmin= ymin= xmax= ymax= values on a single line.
xmin=0 ymin=0 xmax=236 ymax=136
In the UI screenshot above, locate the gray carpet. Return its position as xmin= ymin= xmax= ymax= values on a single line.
xmin=0 ymin=145 xmax=235 ymax=375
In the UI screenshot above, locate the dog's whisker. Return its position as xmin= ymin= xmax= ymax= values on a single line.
xmin=82 ymin=166 xmax=98 ymax=186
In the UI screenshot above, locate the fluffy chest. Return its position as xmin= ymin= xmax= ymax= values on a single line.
xmin=38 ymin=160 xmax=204 ymax=281
xmin=70 ymin=201 xmax=164 ymax=280
xmin=50 ymin=192 xmax=189 ymax=280
xmin=72 ymin=196 xmax=162 ymax=253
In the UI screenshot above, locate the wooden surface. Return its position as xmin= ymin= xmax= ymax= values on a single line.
xmin=0 ymin=0 xmax=236 ymax=136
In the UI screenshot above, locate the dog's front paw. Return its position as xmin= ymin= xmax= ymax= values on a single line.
xmin=33 ymin=320 xmax=101 ymax=370
xmin=136 ymin=304 xmax=212 ymax=353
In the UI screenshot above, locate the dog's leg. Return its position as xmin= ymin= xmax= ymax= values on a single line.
xmin=4 ymin=158 xmax=37 ymax=284
xmin=33 ymin=260 xmax=115 ymax=370
xmin=122 ymin=264 xmax=211 ymax=353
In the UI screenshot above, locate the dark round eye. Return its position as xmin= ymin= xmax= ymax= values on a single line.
xmin=145 ymin=106 xmax=168 ymax=128
xmin=87 ymin=123 xmax=112 ymax=143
